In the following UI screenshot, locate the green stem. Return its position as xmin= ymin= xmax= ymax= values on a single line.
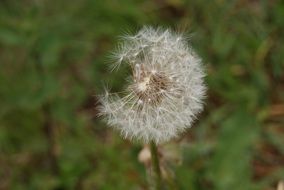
xmin=150 ymin=141 xmax=162 ymax=190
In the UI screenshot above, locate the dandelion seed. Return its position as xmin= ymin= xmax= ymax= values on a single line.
xmin=99 ymin=26 xmax=206 ymax=144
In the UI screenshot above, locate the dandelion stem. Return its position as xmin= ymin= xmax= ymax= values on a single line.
xmin=150 ymin=141 xmax=162 ymax=189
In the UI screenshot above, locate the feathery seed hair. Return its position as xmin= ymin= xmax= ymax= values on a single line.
xmin=99 ymin=27 xmax=206 ymax=144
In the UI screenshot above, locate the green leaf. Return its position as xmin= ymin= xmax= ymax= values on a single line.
xmin=208 ymin=111 xmax=260 ymax=190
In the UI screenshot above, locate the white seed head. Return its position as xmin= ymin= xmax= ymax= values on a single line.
xmin=99 ymin=27 xmax=206 ymax=144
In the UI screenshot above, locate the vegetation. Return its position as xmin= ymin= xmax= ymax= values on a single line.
xmin=0 ymin=0 xmax=283 ymax=189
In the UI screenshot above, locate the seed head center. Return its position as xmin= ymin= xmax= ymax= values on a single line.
xmin=137 ymin=77 xmax=150 ymax=92
xmin=132 ymin=68 xmax=171 ymax=105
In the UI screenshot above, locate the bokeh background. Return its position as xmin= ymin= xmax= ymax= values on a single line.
xmin=0 ymin=0 xmax=284 ymax=189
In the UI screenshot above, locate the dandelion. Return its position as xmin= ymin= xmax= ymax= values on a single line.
xmin=99 ymin=26 xmax=206 ymax=189
xmin=99 ymin=26 xmax=206 ymax=144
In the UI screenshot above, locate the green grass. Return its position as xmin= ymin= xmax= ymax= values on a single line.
xmin=0 ymin=0 xmax=283 ymax=189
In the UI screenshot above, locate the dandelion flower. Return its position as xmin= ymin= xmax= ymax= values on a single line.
xmin=99 ymin=27 xmax=206 ymax=144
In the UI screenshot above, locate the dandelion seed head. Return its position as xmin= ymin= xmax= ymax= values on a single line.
xmin=99 ymin=26 xmax=206 ymax=144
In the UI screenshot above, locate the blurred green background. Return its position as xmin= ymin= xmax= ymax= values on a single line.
xmin=0 ymin=0 xmax=284 ymax=189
